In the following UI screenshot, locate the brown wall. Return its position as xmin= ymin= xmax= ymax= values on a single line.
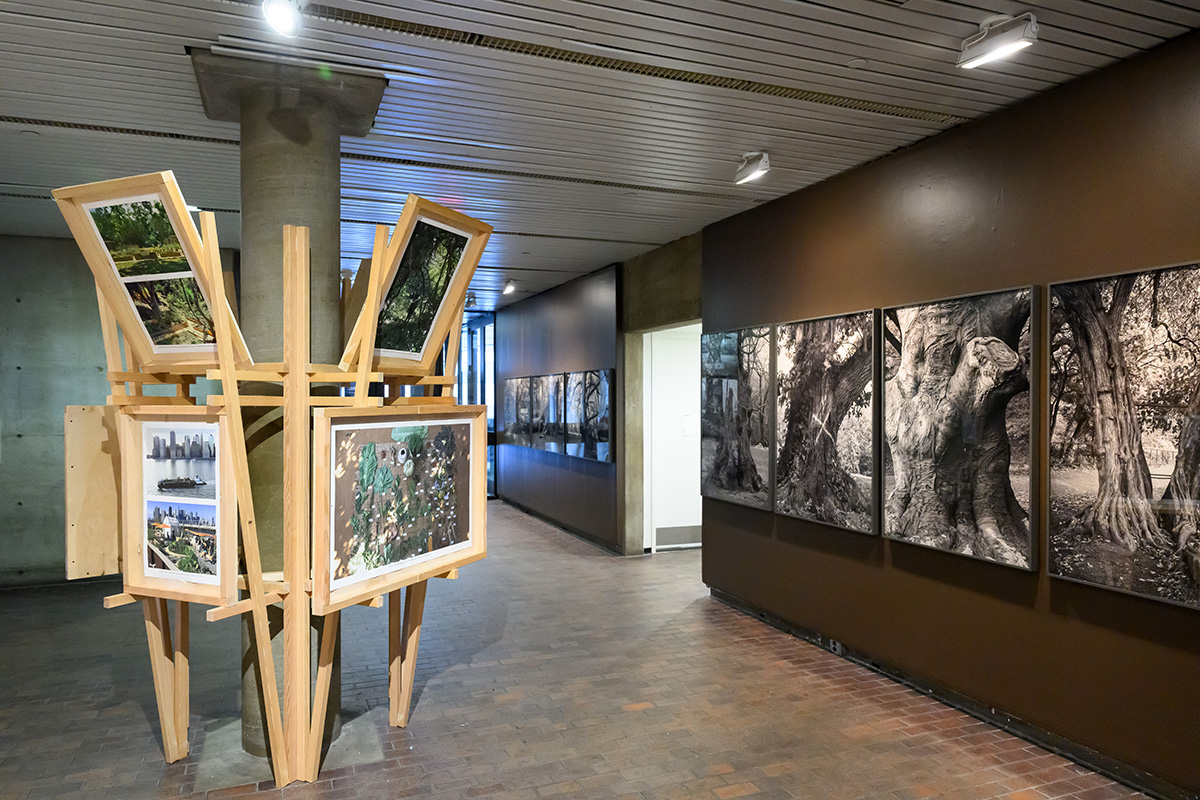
xmin=702 ymin=32 xmax=1200 ymax=793
xmin=496 ymin=267 xmax=618 ymax=550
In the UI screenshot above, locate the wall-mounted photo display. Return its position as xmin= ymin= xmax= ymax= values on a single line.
xmin=312 ymin=405 xmax=488 ymax=614
xmin=502 ymin=378 xmax=530 ymax=447
xmin=566 ymin=370 xmax=614 ymax=462
xmin=1050 ymin=264 xmax=1200 ymax=609
xmin=531 ymin=373 xmax=566 ymax=453
xmin=701 ymin=327 xmax=772 ymax=510
xmin=120 ymin=408 xmax=237 ymax=605
xmin=775 ymin=311 xmax=875 ymax=534
xmin=341 ymin=194 xmax=492 ymax=376
xmin=52 ymin=171 xmax=250 ymax=370
xmin=883 ymin=288 xmax=1034 ymax=569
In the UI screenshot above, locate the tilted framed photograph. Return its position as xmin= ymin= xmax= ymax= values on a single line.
xmin=531 ymin=373 xmax=566 ymax=453
xmin=52 ymin=171 xmax=250 ymax=370
xmin=312 ymin=404 xmax=488 ymax=615
xmin=882 ymin=287 xmax=1035 ymax=570
xmin=775 ymin=310 xmax=875 ymax=534
xmin=341 ymin=194 xmax=492 ymax=376
xmin=118 ymin=406 xmax=237 ymax=605
xmin=701 ymin=327 xmax=773 ymax=510
xmin=1050 ymin=264 xmax=1200 ymax=609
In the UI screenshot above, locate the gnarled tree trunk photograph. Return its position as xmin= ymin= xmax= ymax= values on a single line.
xmin=775 ymin=310 xmax=874 ymax=533
xmin=883 ymin=288 xmax=1033 ymax=568
xmin=1050 ymin=264 xmax=1200 ymax=608
xmin=701 ymin=327 xmax=771 ymax=509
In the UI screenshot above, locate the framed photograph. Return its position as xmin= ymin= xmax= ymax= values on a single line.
xmin=1050 ymin=264 xmax=1200 ymax=609
xmin=312 ymin=405 xmax=488 ymax=614
xmin=701 ymin=328 xmax=772 ymax=510
xmin=775 ymin=310 xmax=875 ymax=534
xmin=882 ymin=287 xmax=1034 ymax=569
xmin=502 ymin=377 xmax=532 ymax=447
xmin=119 ymin=407 xmax=236 ymax=605
xmin=52 ymin=171 xmax=250 ymax=370
xmin=531 ymin=374 xmax=566 ymax=453
xmin=342 ymin=194 xmax=492 ymax=376
xmin=565 ymin=370 xmax=613 ymax=461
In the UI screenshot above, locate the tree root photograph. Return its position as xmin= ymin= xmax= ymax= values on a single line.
xmin=775 ymin=310 xmax=874 ymax=533
xmin=883 ymin=288 xmax=1033 ymax=569
xmin=1050 ymin=264 xmax=1200 ymax=608
xmin=701 ymin=327 xmax=772 ymax=510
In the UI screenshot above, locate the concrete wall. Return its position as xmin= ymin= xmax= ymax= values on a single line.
xmin=621 ymin=232 xmax=700 ymax=333
xmin=0 ymin=235 xmax=110 ymax=586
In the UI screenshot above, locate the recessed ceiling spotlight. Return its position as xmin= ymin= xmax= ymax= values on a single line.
xmin=734 ymin=152 xmax=770 ymax=185
xmin=20 ymin=129 xmax=41 ymax=137
xmin=262 ymin=0 xmax=307 ymax=38
xmin=957 ymin=13 xmax=1038 ymax=70
xmin=186 ymin=204 xmax=202 ymax=213
xmin=466 ymin=292 xmax=477 ymax=308
xmin=846 ymin=58 xmax=868 ymax=69
xmin=503 ymin=280 xmax=516 ymax=295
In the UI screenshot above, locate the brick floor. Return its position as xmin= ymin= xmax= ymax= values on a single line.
xmin=0 ymin=501 xmax=1147 ymax=800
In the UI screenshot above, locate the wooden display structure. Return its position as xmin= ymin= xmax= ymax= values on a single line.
xmin=59 ymin=177 xmax=491 ymax=785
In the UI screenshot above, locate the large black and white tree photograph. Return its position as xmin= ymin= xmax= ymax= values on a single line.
xmin=701 ymin=328 xmax=771 ymax=509
xmin=531 ymin=374 xmax=566 ymax=453
xmin=883 ymin=288 xmax=1033 ymax=568
xmin=503 ymin=378 xmax=530 ymax=447
xmin=775 ymin=311 xmax=874 ymax=533
xmin=1050 ymin=265 xmax=1200 ymax=608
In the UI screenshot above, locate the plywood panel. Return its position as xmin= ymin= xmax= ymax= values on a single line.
xmin=64 ymin=404 xmax=121 ymax=579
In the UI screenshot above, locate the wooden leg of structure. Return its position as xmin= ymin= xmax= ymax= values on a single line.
xmin=173 ymin=601 xmax=190 ymax=758
xmin=142 ymin=597 xmax=183 ymax=762
xmin=306 ymin=611 xmax=340 ymax=780
xmin=389 ymin=580 xmax=429 ymax=728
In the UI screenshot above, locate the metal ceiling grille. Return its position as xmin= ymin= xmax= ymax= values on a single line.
xmin=305 ymin=3 xmax=972 ymax=126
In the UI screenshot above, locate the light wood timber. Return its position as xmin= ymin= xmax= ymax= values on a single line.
xmin=103 ymin=592 xmax=137 ymax=609
xmin=174 ymin=601 xmax=190 ymax=756
xmin=205 ymin=593 xmax=284 ymax=623
xmin=142 ymin=596 xmax=183 ymax=761
xmin=306 ymin=610 xmax=340 ymax=779
xmin=391 ymin=580 xmax=428 ymax=728
xmin=198 ymin=211 xmax=290 ymax=784
xmin=282 ymin=224 xmax=313 ymax=780
xmin=65 ymin=405 xmax=121 ymax=580
xmin=352 ymin=224 xmax=390 ymax=401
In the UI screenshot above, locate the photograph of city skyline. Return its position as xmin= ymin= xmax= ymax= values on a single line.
xmin=145 ymin=499 xmax=218 ymax=578
xmin=144 ymin=423 xmax=217 ymax=501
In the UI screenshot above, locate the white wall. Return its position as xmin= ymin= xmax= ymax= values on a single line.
xmin=643 ymin=323 xmax=702 ymax=550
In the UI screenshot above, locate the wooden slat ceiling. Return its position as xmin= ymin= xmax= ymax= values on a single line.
xmin=2 ymin=0 xmax=1198 ymax=308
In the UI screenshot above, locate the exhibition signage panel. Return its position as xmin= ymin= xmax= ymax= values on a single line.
xmin=119 ymin=407 xmax=237 ymax=605
xmin=52 ymin=171 xmax=250 ymax=370
xmin=774 ymin=310 xmax=876 ymax=534
xmin=1049 ymin=263 xmax=1200 ymax=609
xmin=882 ymin=287 xmax=1035 ymax=570
xmin=700 ymin=327 xmax=773 ymax=510
xmin=312 ymin=404 xmax=489 ymax=615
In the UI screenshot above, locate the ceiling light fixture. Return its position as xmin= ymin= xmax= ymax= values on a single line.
xmin=503 ymin=281 xmax=516 ymax=295
xmin=465 ymin=292 xmax=477 ymax=308
xmin=734 ymin=152 xmax=770 ymax=185
xmin=262 ymin=0 xmax=307 ymax=38
xmin=957 ymin=13 xmax=1038 ymax=70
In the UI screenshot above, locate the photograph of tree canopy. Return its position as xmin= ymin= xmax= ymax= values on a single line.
xmin=775 ymin=311 xmax=874 ymax=533
xmin=531 ymin=374 xmax=565 ymax=453
xmin=125 ymin=277 xmax=215 ymax=346
xmin=565 ymin=370 xmax=613 ymax=461
xmin=503 ymin=378 xmax=531 ymax=447
xmin=376 ymin=219 xmax=469 ymax=355
xmin=701 ymin=328 xmax=772 ymax=510
xmin=1050 ymin=265 xmax=1200 ymax=608
xmin=883 ymin=289 xmax=1033 ymax=568
xmin=90 ymin=198 xmax=189 ymax=278
xmin=330 ymin=420 xmax=472 ymax=587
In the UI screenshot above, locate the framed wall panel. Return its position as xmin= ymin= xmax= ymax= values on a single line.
xmin=700 ymin=328 xmax=772 ymax=510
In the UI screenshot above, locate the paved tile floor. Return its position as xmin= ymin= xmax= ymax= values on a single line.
xmin=0 ymin=502 xmax=1148 ymax=800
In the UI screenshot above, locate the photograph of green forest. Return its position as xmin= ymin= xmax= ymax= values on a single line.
xmin=90 ymin=199 xmax=189 ymax=278
xmin=1050 ymin=264 xmax=1200 ymax=608
xmin=125 ymin=278 xmax=215 ymax=346
xmin=376 ymin=219 xmax=469 ymax=355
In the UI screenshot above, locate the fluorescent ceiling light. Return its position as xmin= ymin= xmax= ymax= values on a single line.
xmin=734 ymin=152 xmax=769 ymax=185
xmin=503 ymin=281 xmax=516 ymax=295
xmin=262 ymin=0 xmax=306 ymax=38
xmin=958 ymin=13 xmax=1038 ymax=70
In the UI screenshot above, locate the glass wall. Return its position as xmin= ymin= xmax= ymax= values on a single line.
xmin=458 ymin=311 xmax=496 ymax=495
